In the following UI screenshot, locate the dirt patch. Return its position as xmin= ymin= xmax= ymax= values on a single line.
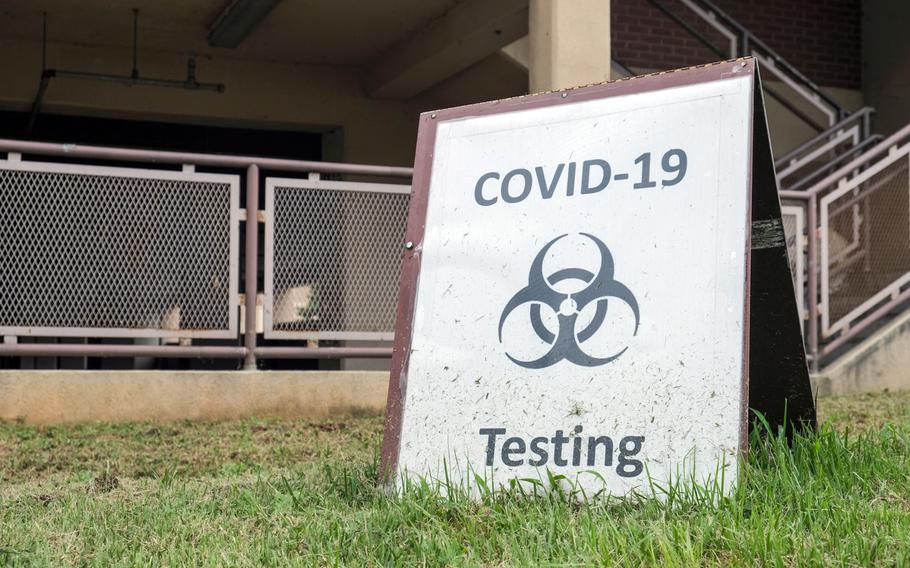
xmin=93 ymin=473 xmax=121 ymax=493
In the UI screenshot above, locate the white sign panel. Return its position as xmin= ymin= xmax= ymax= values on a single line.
xmin=381 ymin=60 xmax=814 ymax=497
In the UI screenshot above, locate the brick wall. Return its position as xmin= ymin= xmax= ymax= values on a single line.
xmin=612 ymin=0 xmax=862 ymax=89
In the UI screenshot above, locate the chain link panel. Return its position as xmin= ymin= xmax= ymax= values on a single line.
xmin=823 ymin=153 xmax=910 ymax=333
xmin=0 ymin=163 xmax=239 ymax=337
xmin=266 ymin=180 xmax=409 ymax=339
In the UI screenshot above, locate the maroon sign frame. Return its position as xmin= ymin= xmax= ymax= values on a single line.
xmin=380 ymin=58 xmax=816 ymax=480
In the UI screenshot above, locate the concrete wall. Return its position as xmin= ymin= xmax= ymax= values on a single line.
xmin=812 ymin=311 xmax=910 ymax=397
xmin=0 ymin=370 xmax=389 ymax=424
xmin=3 ymin=342 xmax=906 ymax=424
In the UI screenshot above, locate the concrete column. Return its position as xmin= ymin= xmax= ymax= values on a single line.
xmin=529 ymin=0 xmax=611 ymax=93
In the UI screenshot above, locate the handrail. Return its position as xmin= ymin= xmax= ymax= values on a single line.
xmin=647 ymin=0 xmax=847 ymax=131
xmin=0 ymin=138 xmax=414 ymax=178
xmin=800 ymin=121 xmax=910 ymax=197
xmin=688 ymin=0 xmax=848 ymax=121
xmin=775 ymin=107 xmax=875 ymax=168
xmin=783 ymin=134 xmax=883 ymax=193
xmin=762 ymin=83 xmax=825 ymax=133
xmin=647 ymin=1 xmax=727 ymax=59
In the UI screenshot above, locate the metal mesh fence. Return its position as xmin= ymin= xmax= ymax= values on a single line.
xmin=781 ymin=204 xmax=806 ymax=321
xmin=0 ymin=163 xmax=239 ymax=338
xmin=822 ymin=152 xmax=910 ymax=333
xmin=266 ymin=179 xmax=410 ymax=339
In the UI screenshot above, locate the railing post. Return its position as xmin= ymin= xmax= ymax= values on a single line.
xmin=807 ymin=195 xmax=820 ymax=372
xmin=244 ymin=164 xmax=259 ymax=370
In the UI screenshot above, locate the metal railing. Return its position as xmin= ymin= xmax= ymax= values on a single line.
xmin=646 ymin=0 xmax=884 ymax=196
xmin=780 ymin=122 xmax=910 ymax=370
xmin=677 ymin=0 xmax=848 ymax=123
xmin=644 ymin=0 xmax=910 ymax=371
xmin=3 ymin=126 xmax=908 ymax=375
xmin=648 ymin=0 xmax=856 ymax=135
xmin=264 ymin=176 xmax=410 ymax=341
xmin=775 ymin=108 xmax=878 ymax=191
xmin=0 ymin=139 xmax=413 ymax=368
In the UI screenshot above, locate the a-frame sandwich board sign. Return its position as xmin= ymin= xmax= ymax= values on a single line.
xmin=381 ymin=58 xmax=816 ymax=498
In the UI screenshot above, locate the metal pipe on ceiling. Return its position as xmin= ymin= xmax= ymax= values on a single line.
xmin=26 ymin=10 xmax=226 ymax=138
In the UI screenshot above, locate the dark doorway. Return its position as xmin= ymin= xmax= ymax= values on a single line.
xmin=0 ymin=110 xmax=323 ymax=160
xmin=0 ymin=110 xmax=333 ymax=372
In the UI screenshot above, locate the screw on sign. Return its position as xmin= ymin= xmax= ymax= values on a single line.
xmin=498 ymin=233 xmax=639 ymax=368
xmin=382 ymin=59 xmax=815 ymax=499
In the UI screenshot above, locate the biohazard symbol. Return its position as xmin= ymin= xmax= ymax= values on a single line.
xmin=498 ymin=233 xmax=640 ymax=368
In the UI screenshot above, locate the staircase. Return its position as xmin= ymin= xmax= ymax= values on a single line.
xmin=633 ymin=0 xmax=910 ymax=382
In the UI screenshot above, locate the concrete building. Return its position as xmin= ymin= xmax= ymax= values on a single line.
xmin=1 ymin=0 xmax=908 ymax=422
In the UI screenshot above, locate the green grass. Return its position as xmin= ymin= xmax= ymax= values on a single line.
xmin=1 ymin=391 xmax=909 ymax=567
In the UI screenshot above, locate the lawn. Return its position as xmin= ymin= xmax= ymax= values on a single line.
xmin=1 ymin=391 xmax=909 ymax=566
